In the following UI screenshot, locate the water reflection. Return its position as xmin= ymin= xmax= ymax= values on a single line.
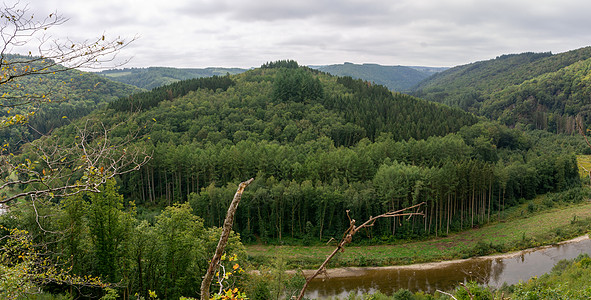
xmin=306 ymin=237 xmax=591 ymax=299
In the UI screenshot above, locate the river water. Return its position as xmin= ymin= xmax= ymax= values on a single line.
xmin=305 ymin=236 xmax=591 ymax=299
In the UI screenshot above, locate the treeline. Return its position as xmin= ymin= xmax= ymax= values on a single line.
xmin=32 ymin=64 xmax=582 ymax=246
xmin=99 ymin=66 xmax=247 ymax=90
xmin=326 ymin=76 xmax=476 ymax=141
xmin=102 ymin=66 xmax=475 ymax=149
xmin=108 ymin=75 xmax=235 ymax=112
xmin=127 ymin=126 xmax=579 ymax=243
xmin=413 ymin=47 xmax=591 ymax=133
xmin=0 ymin=66 xmax=140 ymax=150
xmin=261 ymin=59 xmax=300 ymax=69
xmin=483 ymin=58 xmax=591 ymax=132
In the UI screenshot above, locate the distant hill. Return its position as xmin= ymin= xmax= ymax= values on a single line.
xmin=99 ymin=67 xmax=248 ymax=90
xmin=412 ymin=46 xmax=591 ymax=133
xmin=310 ymin=62 xmax=445 ymax=91
xmin=0 ymin=59 xmax=141 ymax=149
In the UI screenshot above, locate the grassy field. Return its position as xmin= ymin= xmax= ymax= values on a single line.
xmin=246 ymin=199 xmax=591 ymax=269
xmin=577 ymin=155 xmax=591 ymax=181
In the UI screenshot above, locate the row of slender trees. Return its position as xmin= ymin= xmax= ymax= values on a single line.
xmin=115 ymin=127 xmax=579 ymax=243
xmin=189 ymin=152 xmax=579 ymax=243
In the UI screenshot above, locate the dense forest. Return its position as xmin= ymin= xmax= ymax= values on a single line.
xmin=1 ymin=59 xmax=588 ymax=299
xmin=99 ymin=66 xmax=247 ymax=90
xmin=0 ymin=56 xmax=141 ymax=150
xmin=413 ymin=46 xmax=591 ymax=133
xmin=41 ymin=61 xmax=581 ymax=244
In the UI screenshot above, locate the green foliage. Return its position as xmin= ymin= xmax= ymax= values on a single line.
xmin=392 ymin=289 xmax=414 ymax=300
xmin=87 ymin=180 xmax=133 ymax=281
xmin=453 ymin=282 xmax=494 ymax=300
xmin=1 ymin=189 xmax=246 ymax=299
xmin=261 ymin=60 xmax=299 ymax=69
xmin=4 ymin=61 xmax=587 ymax=300
xmin=0 ymin=225 xmax=108 ymax=299
xmin=340 ymin=290 xmax=444 ymax=300
xmin=413 ymin=46 xmax=591 ymax=133
xmin=242 ymin=257 xmax=304 ymax=300
xmin=31 ymin=63 xmax=578 ymax=246
xmin=272 ymin=68 xmax=323 ymax=103
xmin=330 ymin=76 xmax=477 ymax=141
xmin=511 ymin=254 xmax=591 ymax=299
xmin=0 ymin=57 xmax=141 ymax=150
xmin=100 ymin=288 xmax=119 ymax=300
xmin=99 ymin=67 xmax=247 ymax=90
xmin=108 ymin=74 xmax=235 ymax=112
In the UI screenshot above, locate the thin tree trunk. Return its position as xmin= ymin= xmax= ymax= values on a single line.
xmin=488 ymin=177 xmax=492 ymax=223
xmin=471 ymin=184 xmax=475 ymax=227
xmin=200 ymin=178 xmax=254 ymax=300
xmin=446 ymin=194 xmax=450 ymax=235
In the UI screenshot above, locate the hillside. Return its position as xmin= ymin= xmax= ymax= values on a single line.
xmin=412 ymin=46 xmax=591 ymax=132
xmin=0 ymin=64 xmax=142 ymax=149
xmin=311 ymin=62 xmax=441 ymax=91
xmin=99 ymin=66 xmax=248 ymax=90
xmin=5 ymin=61 xmax=585 ymax=300
xmin=27 ymin=61 xmax=578 ymax=248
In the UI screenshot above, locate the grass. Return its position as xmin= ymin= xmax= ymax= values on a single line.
xmin=577 ymin=155 xmax=591 ymax=182
xmin=246 ymin=198 xmax=591 ymax=269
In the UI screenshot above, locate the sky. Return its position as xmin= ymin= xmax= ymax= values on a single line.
xmin=21 ymin=0 xmax=591 ymax=69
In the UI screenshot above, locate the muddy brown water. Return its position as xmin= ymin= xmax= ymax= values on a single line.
xmin=304 ymin=236 xmax=591 ymax=298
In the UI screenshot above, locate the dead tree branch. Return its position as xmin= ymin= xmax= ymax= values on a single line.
xmin=200 ymin=178 xmax=254 ymax=300
xmin=296 ymin=202 xmax=426 ymax=300
xmin=436 ymin=289 xmax=459 ymax=300
xmin=0 ymin=116 xmax=152 ymax=204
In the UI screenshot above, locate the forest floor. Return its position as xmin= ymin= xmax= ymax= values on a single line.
xmin=245 ymin=199 xmax=591 ymax=269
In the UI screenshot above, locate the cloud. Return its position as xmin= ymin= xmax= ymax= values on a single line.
xmin=18 ymin=0 xmax=591 ymax=68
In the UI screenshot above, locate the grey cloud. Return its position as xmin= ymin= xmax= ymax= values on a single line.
xmin=26 ymin=0 xmax=591 ymax=68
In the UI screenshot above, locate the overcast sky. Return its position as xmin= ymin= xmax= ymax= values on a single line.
xmin=24 ymin=0 xmax=591 ymax=69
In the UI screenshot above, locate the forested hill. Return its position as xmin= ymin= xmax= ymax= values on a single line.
xmin=310 ymin=62 xmax=443 ymax=91
xmin=107 ymin=61 xmax=476 ymax=144
xmin=98 ymin=66 xmax=248 ymax=90
xmin=412 ymin=46 xmax=591 ymax=132
xmin=0 ymin=63 xmax=141 ymax=149
xmin=35 ymin=61 xmax=579 ymax=246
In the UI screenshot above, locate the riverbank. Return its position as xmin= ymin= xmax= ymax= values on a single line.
xmin=246 ymin=201 xmax=591 ymax=269
xmin=297 ymin=234 xmax=590 ymax=279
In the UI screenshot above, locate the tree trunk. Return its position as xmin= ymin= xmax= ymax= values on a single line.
xmin=200 ymin=178 xmax=254 ymax=300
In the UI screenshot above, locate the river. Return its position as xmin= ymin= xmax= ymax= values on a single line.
xmin=304 ymin=235 xmax=591 ymax=299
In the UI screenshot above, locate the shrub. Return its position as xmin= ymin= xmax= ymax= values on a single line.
xmin=393 ymin=289 xmax=414 ymax=300
xmin=454 ymin=282 xmax=493 ymax=300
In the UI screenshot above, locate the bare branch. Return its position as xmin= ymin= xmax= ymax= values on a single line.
xmin=296 ymin=202 xmax=426 ymax=300
xmin=0 ymin=115 xmax=152 ymax=204
xmin=436 ymin=289 xmax=459 ymax=300
xmin=0 ymin=3 xmax=135 ymax=130
xmin=200 ymin=178 xmax=254 ymax=300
